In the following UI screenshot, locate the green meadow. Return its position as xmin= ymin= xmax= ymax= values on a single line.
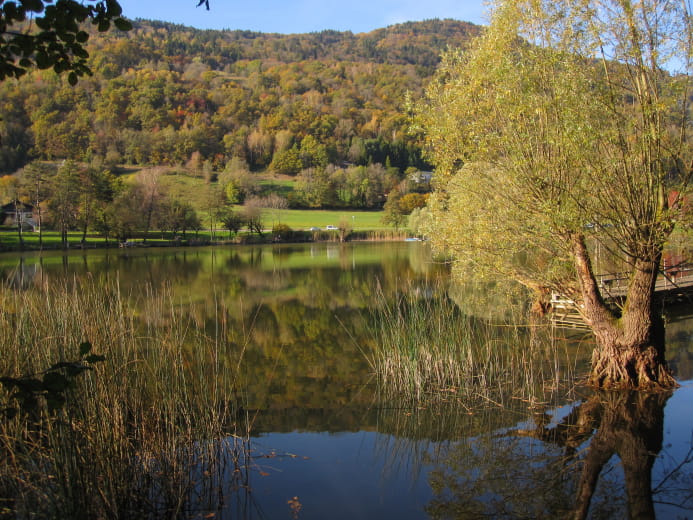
xmin=265 ymin=209 xmax=386 ymax=231
xmin=0 ymin=209 xmax=395 ymax=252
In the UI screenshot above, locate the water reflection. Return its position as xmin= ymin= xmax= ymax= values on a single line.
xmin=1 ymin=243 xmax=692 ymax=518
xmin=587 ymin=393 xmax=665 ymax=518
xmin=1 ymin=244 xmax=451 ymax=423
xmin=426 ymin=386 xmax=693 ymax=519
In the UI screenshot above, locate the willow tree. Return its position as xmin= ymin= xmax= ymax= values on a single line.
xmin=417 ymin=0 xmax=692 ymax=390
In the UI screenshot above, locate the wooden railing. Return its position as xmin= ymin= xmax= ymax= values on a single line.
xmin=551 ymin=262 xmax=693 ymax=329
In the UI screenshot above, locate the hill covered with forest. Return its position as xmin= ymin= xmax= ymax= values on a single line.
xmin=0 ymin=18 xmax=480 ymax=175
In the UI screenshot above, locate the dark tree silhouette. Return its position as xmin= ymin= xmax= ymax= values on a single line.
xmin=519 ymin=391 xmax=672 ymax=519
xmin=0 ymin=0 xmax=132 ymax=83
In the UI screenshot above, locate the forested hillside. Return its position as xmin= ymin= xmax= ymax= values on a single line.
xmin=0 ymin=18 xmax=479 ymax=174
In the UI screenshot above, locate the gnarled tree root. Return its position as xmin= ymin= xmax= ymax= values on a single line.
xmin=588 ymin=345 xmax=678 ymax=391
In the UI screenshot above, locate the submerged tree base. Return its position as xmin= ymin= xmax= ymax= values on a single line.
xmin=588 ymin=344 xmax=678 ymax=391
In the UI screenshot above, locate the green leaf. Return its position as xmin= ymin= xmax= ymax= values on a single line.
xmin=42 ymin=371 xmax=71 ymax=393
xmin=16 ymin=378 xmax=43 ymax=393
xmin=46 ymin=393 xmax=66 ymax=412
xmin=114 ymin=17 xmax=132 ymax=31
xmin=3 ymin=407 xmax=18 ymax=419
xmin=79 ymin=341 xmax=93 ymax=356
xmin=67 ymin=71 xmax=78 ymax=85
xmin=65 ymin=364 xmax=90 ymax=377
xmin=50 ymin=361 xmax=89 ymax=377
xmin=3 ymin=4 xmax=20 ymax=21
xmin=23 ymin=0 xmax=45 ymax=13
xmin=19 ymin=395 xmax=39 ymax=410
xmin=35 ymin=51 xmax=51 ymax=69
xmin=85 ymin=354 xmax=106 ymax=364
xmin=0 ymin=377 xmax=19 ymax=390
xmin=35 ymin=17 xmax=50 ymax=30
xmin=73 ymin=47 xmax=89 ymax=59
xmin=51 ymin=361 xmax=82 ymax=370
xmin=106 ymin=0 xmax=123 ymax=16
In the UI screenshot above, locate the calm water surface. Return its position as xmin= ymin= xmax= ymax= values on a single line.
xmin=2 ymin=242 xmax=692 ymax=519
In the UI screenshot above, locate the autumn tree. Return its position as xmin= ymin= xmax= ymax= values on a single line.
xmin=203 ymin=183 xmax=226 ymax=240
xmin=417 ymin=0 xmax=691 ymax=390
xmin=344 ymin=164 xmax=397 ymax=209
xmin=18 ymin=161 xmax=51 ymax=248
xmin=151 ymin=197 xmax=200 ymax=239
xmin=241 ymin=197 xmax=264 ymax=237
xmin=75 ymin=165 xmax=117 ymax=243
xmin=220 ymin=207 xmax=243 ymax=237
xmin=382 ymin=182 xmax=428 ymax=229
xmin=134 ymin=167 xmax=163 ymax=242
xmin=47 ymin=160 xmax=80 ymax=248
xmin=2 ymin=13 xmax=448 ymax=174
xmin=270 ymin=144 xmax=302 ymax=175
xmin=0 ymin=173 xmax=24 ymax=246
xmin=294 ymin=166 xmax=337 ymax=208
xmin=104 ymin=184 xmax=145 ymax=243
xmin=381 ymin=187 xmax=408 ymax=230
xmin=337 ymin=215 xmax=352 ymax=242
xmin=298 ymin=134 xmax=329 ymax=169
xmin=218 ymin=156 xmax=257 ymax=203
xmin=262 ymin=192 xmax=288 ymax=227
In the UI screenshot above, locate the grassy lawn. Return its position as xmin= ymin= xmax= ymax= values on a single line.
xmin=0 ymin=230 xmax=223 ymax=252
xmin=257 ymin=177 xmax=295 ymax=198
xmin=159 ymin=172 xmax=210 ymax=208
xmin=266 ymin=209 xmax=386 ymax=231
xmin=0 ymin=230 xmax=108 ymax=250
xmin=0 ymin=208 xmax=390 ymax=252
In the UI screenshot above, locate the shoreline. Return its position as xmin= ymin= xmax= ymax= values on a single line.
xmin=0 ymin=229 xmax=416 ymax=255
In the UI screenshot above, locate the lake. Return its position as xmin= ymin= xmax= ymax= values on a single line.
xmin=1 ymin=242 xmax=692 ymax=519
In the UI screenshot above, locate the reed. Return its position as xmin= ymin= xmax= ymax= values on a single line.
xmin=350 ymin=230 xmax=411 ymax=241
xmin=367 ymin=281 xmax=583 ymax=408
xmin=0 ymin=280 xmax=248 ymax=519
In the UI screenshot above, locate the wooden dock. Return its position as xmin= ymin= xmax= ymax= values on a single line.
xmin=551 ymin=263 xmax=693 ymax=329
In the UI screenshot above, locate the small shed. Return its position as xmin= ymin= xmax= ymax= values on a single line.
xmin=1 ymin=201 xmax=37 ymax=230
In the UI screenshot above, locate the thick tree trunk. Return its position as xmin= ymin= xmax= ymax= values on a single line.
xmin=571 ymin=235 xmax=677 ymax=390
xmin=588 ymin=332 xmax=675 ymax=390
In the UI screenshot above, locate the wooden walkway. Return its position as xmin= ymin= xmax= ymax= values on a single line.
xmin=551 ymin=263 xmax=693 ymax=329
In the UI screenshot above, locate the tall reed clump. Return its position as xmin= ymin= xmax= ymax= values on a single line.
xmin=0 ymin=280 xmax=248 ymax=519
xmin=355 ymin=230 xmax=411 ymax=241
xmin=367 ymin=282 xmax=580 ymax=408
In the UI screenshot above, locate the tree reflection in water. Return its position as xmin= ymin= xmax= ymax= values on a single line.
xmin=571 ymin=392 xmax=666 ymax=519
xmin=426 ymin=390 xmax=693 ymax=519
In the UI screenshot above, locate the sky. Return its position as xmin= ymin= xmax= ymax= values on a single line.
xmin=116 ymin=0 xmax=488 ymax=34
